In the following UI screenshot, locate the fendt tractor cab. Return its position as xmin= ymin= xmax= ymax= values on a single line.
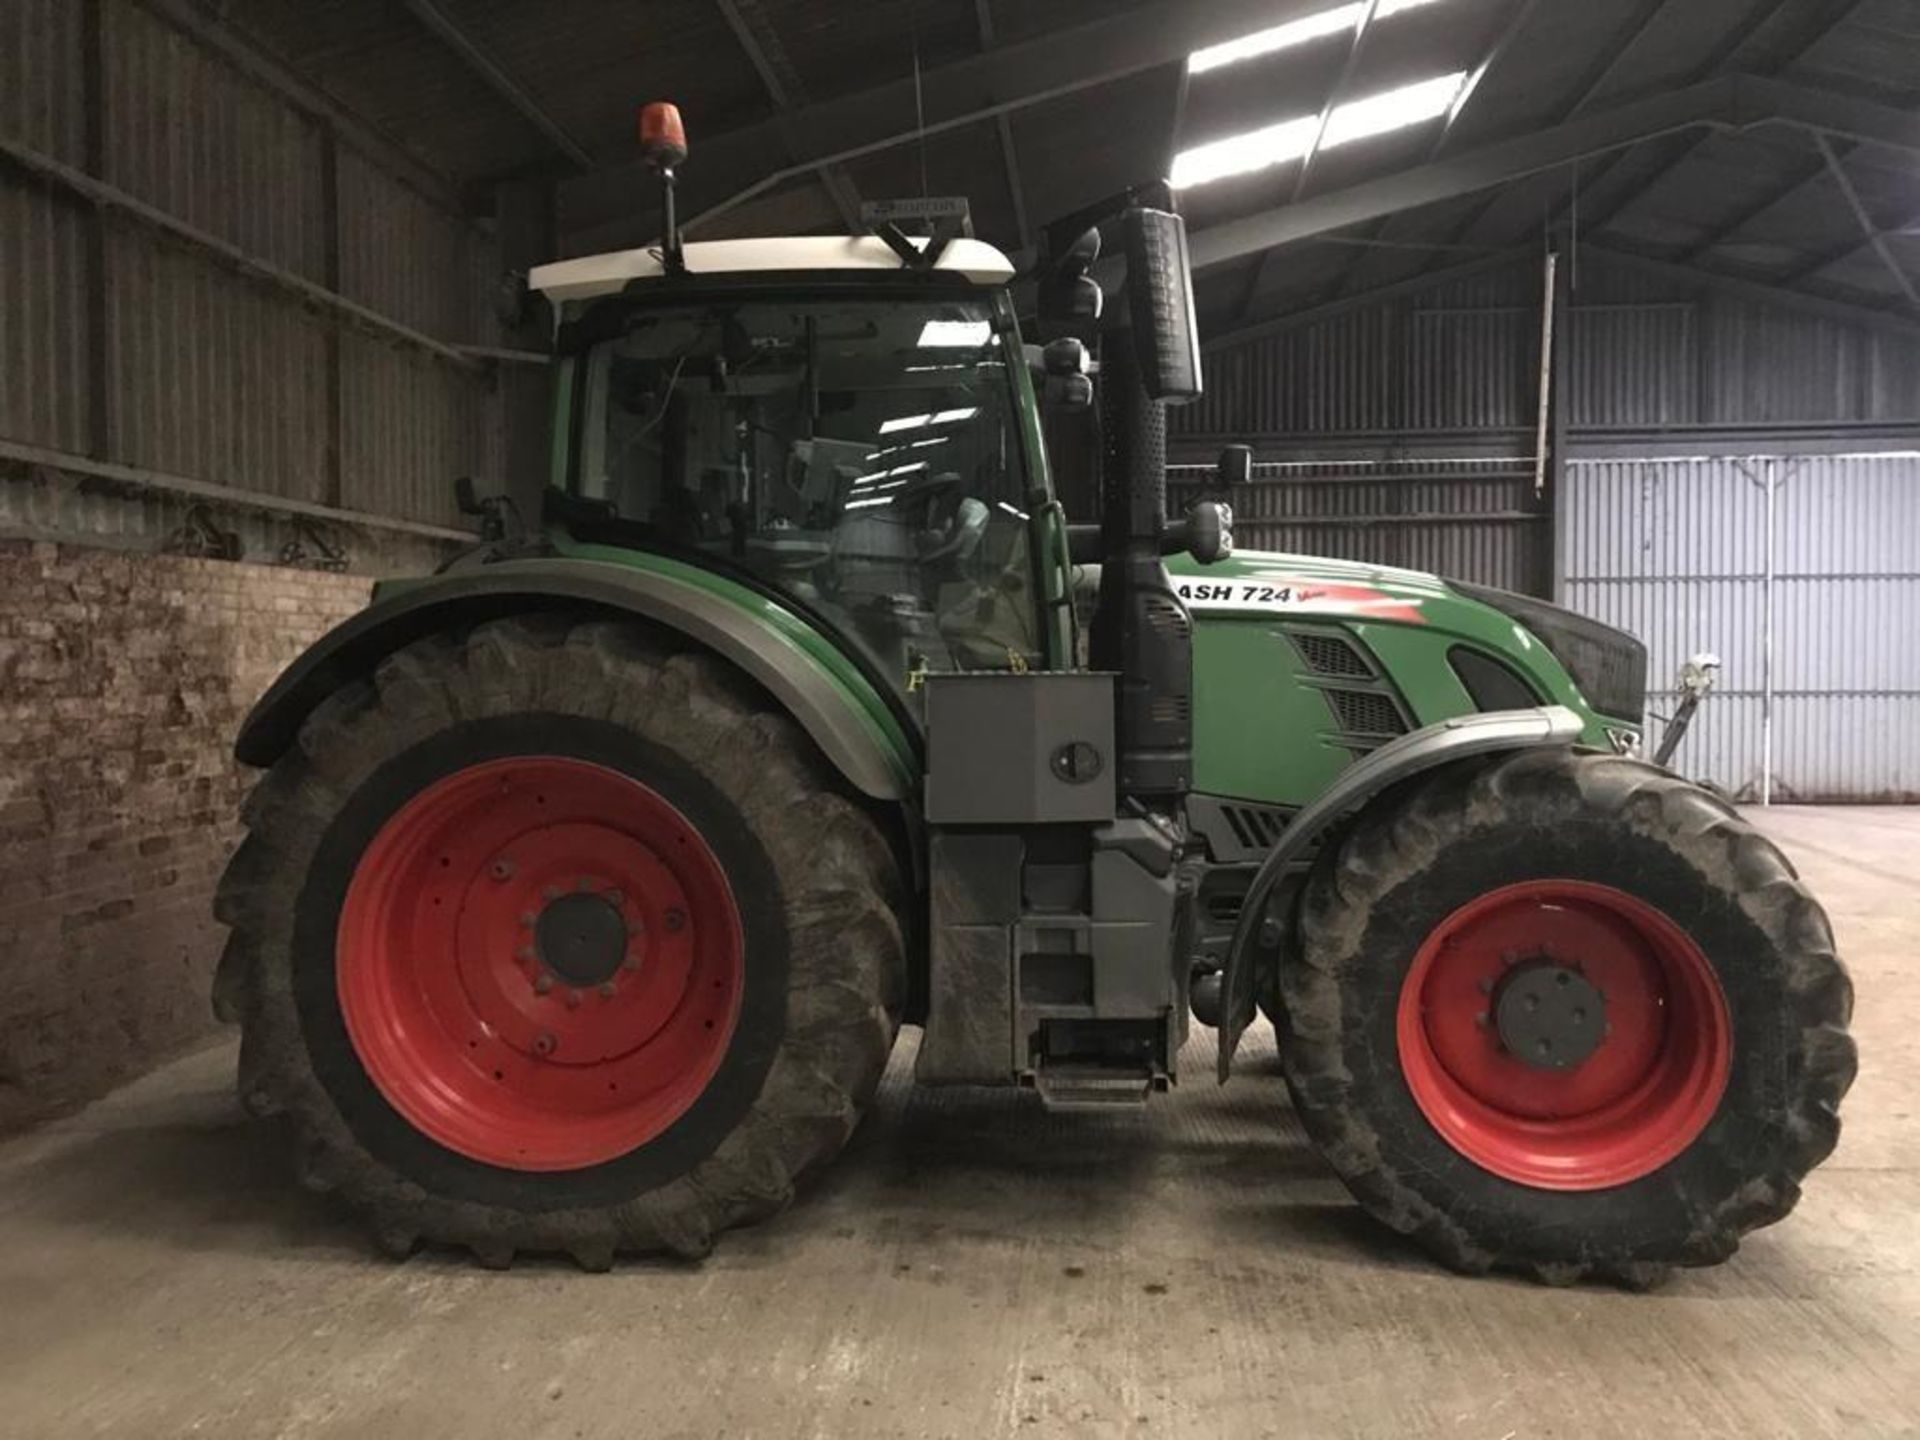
xmin=217 ymin=105 xmax=1853 ymax=1285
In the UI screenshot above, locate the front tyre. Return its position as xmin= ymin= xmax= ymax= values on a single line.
xmin=214 ymin=617 xmax=904 ymax=1268
xmin=1277 ymin=748 xmax=1855 ymax=1286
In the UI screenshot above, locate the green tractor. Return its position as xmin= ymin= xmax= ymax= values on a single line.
xmin=215 ymin=106 xmax=1853 ymax=1284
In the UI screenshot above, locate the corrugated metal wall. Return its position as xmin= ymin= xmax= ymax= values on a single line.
xmin=1172 ymin=253 xmax=1920 ymax=611
xmin=1 ymin=0 xmax=502 ymax=545
xmin=1561 ymin=454 xmax=1920 ymax=802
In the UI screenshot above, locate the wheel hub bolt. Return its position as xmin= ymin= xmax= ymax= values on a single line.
xmin=534 ymin=974 xmax=553 ymax=995
xmin=1493 ymin=960 xmax=1607 ymax=1071
xmin=598 ymin=981 xmax=616 ymax=998
xmin=489 ymin=859 xmax=515 ymax=881
xmin=565 ymin=989 xmax=583 ymax=1009
xmin=665 ymin=908 xmax=686 ymax=933
xmin=533 ymin=1031 xmax=557 ymax=1056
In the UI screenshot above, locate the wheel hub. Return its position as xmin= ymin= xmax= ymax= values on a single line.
xmin=1493 ymin=959 xmax=1606 ymax=1070
xmin=535 ymin=892 xmax=630 ymax=987
xmin=1395 ymin=879 xmax=1733 ymax=1190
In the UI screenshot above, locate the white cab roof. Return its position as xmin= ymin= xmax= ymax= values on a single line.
xmin=529 ymin=236 xmax=1017 ymax=304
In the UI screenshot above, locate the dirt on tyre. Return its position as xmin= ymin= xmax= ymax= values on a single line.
xmin=213 ymin=615 xmax=905 ymax=1269
xmin=1276 ymin=747 xmax=1855 ymax=1287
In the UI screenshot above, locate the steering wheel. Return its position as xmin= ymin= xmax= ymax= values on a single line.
xmin=917 ymin=497 xmax=990 ymax=566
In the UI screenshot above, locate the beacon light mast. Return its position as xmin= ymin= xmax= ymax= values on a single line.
xmin=640 ymin=101 xmax=689 ymax=274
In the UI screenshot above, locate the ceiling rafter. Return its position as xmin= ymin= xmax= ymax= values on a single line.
xmin=1236 ymin=0 xmax=1384 ymax=321
xmin=1553 ymin=0 xmax=1854 ymax=242
xmin=1675 ymin=150 xmax=1829 ymax=264
xmin=1291 ymin=0 xmax=1381 ymax=203
xmin=1804 ymin=131 xmax=1920 ymax=307
xmin=1315 ymin=0 xmax=1544 ymax=308
xmin=559 ymin=0 xmax=1335 ymax=250
xmin=1585 ymin=239 xmax=1920 ymax=341
xmin=1187 ymin=76 xmax=1920 ymax=272
xmin=1777 ymin=196 xmax=1920 ymax=285
xmin=973 ymin=0 xmax=1032 ymax=251
xmin=713 ymin=0 xmax=862 ymax=230
xmin=1429 ymin=0 xmax=1678 ymax=250
xmin=399 ymin=0 xmax=591 ymax=170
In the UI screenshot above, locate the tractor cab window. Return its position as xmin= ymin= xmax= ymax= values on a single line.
xmin=573 ymin=294 xmax=1041 ymax=695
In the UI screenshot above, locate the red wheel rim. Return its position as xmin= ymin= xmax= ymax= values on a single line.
xmin=1395 ymin=880 xmax=1732 ymax=1190
xmin=336 ymin=756 xmax=745 ymax=1171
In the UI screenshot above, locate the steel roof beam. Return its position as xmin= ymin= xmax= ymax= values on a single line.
xmin=558 ymin=0 xmax=1330 ymax=245
xmin=1434 ymin=0 xmax=1543 ymax=156
xmin=1675 ymin=150 xmax=1829 ymax=264
xmin=1236 ymin=0 xmax=1383 ymax=320
xmin=1292 ymin=0 xmax=1382 ymax=204
xmin=713 ymin=0 xmax=863 ymax=230
xmin=1310 ymin=0 xmax=1543 ymax=316
xmin=1777 ymin=194 xmax=1920 ymax=285
xmin=973 ymin=0 xmax=1032 ymax=252
xmin=1806 ymin=131 xmax=1920 ymax=307
xmin=1206 ymin=248 xmax=1534 ymax=351
xmin=1189 ymin=76 xmax=1920 ymax=272
xmin=400 ymin=0 xmax=592 ymax=171
xmin=1583 ymin=240 xmax=1920 ymax=341
xmin=1558 ymin=0 xmax=1852 ymax=241
xmin=1426 ymin=0 xmax=1675 ymax=252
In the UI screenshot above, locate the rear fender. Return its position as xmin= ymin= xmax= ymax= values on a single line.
xmin=234 ymin=558 xmax=917 ymax=802
xmin=1216 ymin=705 xmax=1585 ymax=1079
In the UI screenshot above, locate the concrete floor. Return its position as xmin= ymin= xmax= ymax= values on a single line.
xmin=0 ymin=807 xmax=1913 ymax=1439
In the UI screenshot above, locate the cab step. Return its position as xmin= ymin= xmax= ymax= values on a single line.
xmin=1030 ymin=1064 xmax=1163 ymax=1111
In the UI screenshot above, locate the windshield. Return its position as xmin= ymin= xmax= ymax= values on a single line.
xmin=572 ymin=293 xmax=1042 ymax=695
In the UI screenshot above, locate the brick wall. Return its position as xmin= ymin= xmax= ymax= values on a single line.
xmin=0 ymin=540 xmax=372 ymax=1129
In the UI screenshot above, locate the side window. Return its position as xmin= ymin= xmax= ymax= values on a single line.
xmin=579 ymin=298 xmax=1042 ymax=695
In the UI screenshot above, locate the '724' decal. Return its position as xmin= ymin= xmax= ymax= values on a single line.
xmin=1173 ymin=578 xmax=1428 ymax=624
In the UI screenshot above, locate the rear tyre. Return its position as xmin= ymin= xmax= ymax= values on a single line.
xmin=215 ymin=616 xmax=904 ymax=1267
xmin=1276 ymin=748 xmax=1855 ymax=1286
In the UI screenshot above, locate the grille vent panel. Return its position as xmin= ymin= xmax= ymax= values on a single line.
xmin=1220 ymin=803 xmax=1290 ymax=851
xmin=1326 ymin=688 xmax=1407 ymax=739
xmin=1290 ymin=631 xmax=1373 ymax=678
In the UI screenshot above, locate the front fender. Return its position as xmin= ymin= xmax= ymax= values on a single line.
xmin=235 ymin=557 xmax=918 ymax=802
xmin=1217 ymin=705 xmax=1585 ymax=1079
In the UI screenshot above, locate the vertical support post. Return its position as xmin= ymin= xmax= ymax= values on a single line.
xmin=1546 ymin=245 xmax=1571 ymax=601
xmin=320 ymin=129 xmax=345 ymax=510
xmin=80 ymin=0 xmax=113 ymax=462
xmin=1760 ymin=457 xmax=1776 ymax=806
xmin=1532 ymin=249 xmax=1558 ymax=501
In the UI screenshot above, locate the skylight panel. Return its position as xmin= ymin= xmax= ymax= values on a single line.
xmin=1320 ymin=71 xmax=1467 ymax=149
xmin=1170 ymin=71 xmax=1468 ymax=189
xmin=1187 ymin=0 xmax=1449 ymax=75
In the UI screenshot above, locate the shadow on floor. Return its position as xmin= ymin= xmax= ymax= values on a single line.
xmin=10 ymin=1029 xmax=1438 ymax=1282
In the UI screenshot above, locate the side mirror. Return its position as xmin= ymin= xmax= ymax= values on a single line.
xmin=1123 ymin=207 xmax=1202 ymax=404
xmin=1164 ymin=500 xmax=1233 ymax=565
xmin=1216 ymin=443 xmax=1253 ymax=489
xmin=1042 ymin=337 xmax=1088 ymax=375
xmin=1679 ymin=652 xmax=1722 ymax=698
xmin=1039 ymin=275 xmax=1103 ymax=328
xmin=1040 ymin=337 xmax=1093 ymax=412
xmin=1038 ymin=225 xmax=1104 ymax=331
